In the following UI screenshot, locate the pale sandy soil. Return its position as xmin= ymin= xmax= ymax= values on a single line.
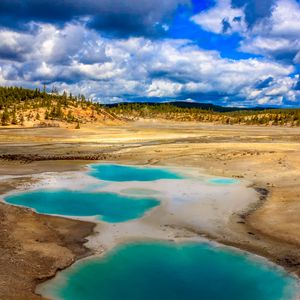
xmin=2 ymin=168 xmax=256 ymax=258
xmin=1 ymin=120 xmax=300 ymax=298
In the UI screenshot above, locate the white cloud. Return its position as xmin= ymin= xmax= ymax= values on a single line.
xmin=0 ymin=22 xmax=299 ymax=105
xmin=191 ymin=0 xmax=300 ymax=64
xmin=191 ymin=0 xmax=246 ymax=34
xmin=240 ymin=0 xmax=300 ymax=62
xmin=0 ymin=30 xmax=34 ymax=61
xmin=147 ymin=80 xmax=182 ymax=97
xmin=269 ymin=0 xmax=300 ymax=38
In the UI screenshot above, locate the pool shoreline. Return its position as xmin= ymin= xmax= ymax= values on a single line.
xmin=37 ymin=239 xmax=300 ymax=300
xmin=1 ymin=161 xmax=300 ymax=300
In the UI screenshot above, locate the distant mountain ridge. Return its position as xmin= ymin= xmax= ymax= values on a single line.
xmin=104 ymin=101 xmax=275 ymax=112
xmin=0 ymin=86 xmax=299 ymax=127
xmin=106 ymin=101 xmax=300 ymax=126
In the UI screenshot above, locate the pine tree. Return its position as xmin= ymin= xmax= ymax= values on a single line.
xmin=1 ymin=108 xmax=10 ymax=125
xmin=67 ymin=110 xmax=73 ymax=122
xmin=19 ymin=114 xmax=24 ymax=126
xmin=11 ymin=110 xmax=17 ymax=125
xmin=45 ymin=110 xmax=49 ymax=120
xmin=56 ymin=103 xmax=63 ymax=118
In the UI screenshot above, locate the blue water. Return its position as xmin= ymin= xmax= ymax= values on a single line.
xmin=4 ymin=190 xmax=160 ymax=222
xmin=88 ymin=164 xmax=183 ymax=181
xmin=208 ymin=178 xmax=239 ymax=185
xmin=42 ymin=241 xmax=298 ymax=300
xmin=4 ymin=164 xmax=184 ymax=222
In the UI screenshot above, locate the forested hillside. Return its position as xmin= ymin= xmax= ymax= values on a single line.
xmin=108 ymin=103 xmax=300 ymax=126
xmin=0 ymin=86 xmax=119 ymax=127
xmin=1 ymin=86 xmax=300 ymax=127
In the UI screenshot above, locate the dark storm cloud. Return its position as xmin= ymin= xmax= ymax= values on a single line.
xmin=231 ymin=0 xmax=276 ymax=27
xmin=255 ymin=77 xmax=274 ymax=89
xmin=0 ymin=46 xmax=24 ymax=62
xmin=0 ymin=0 xmax=76 ymax=28
xmin=295 ymin=78 xmax=300 ymax=90
xmin=0 ymin=1 xmax=299 ymax=107
xmin=149 ymin=70 xmax=199 ymax=84
xmin=221 ymin=18 xmax=232 ymax=33
xmin=0 ymin=31 xmax=33 ymax=62
xmin=0 ymin=0 xmax=189 ymax=36
xmin=274 ymin=51 xmax=300 ymax=64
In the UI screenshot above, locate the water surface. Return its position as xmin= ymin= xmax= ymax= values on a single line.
xmin=40 ymin=241 xmax=299 ymax=300
xmin=208 ymin=177 xmax=239 ymax=185
xmin=4 ymin=190 xmax=159 ymax=222
xmin=88 ymin=164 xmax=183 ymax=181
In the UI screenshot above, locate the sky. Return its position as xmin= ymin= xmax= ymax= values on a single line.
xmin=0 ymin=0 xmax=300 ymax=107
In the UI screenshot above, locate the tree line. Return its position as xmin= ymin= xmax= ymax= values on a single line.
xmin=0 ymin=86 xmax=105 ymax=126
xmin=108 ymin=103 xmax=300 ymax=126
xmin=0 ymin=86 xmax=300 ymax=126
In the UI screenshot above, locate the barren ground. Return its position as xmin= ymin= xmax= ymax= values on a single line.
xmin=1 ymin=120 xmax=300 ymax=299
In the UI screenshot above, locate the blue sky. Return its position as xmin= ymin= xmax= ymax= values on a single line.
xmin=0 ymin=0 xmax=299 ymax=107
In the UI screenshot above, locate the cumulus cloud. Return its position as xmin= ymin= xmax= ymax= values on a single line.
xmin=0 ymin=0 xmax=298 ymax=106
xmin=0 ymin=0 xmax=189 ymax=37
xmin=231 ymin=0 xmax=276 ymax=27
xmin=191 ymin=0 xmax=247 ymax=34
xmin=0 ymin=31 xmax=34 ymax=61
xmin=0 ymin=22 xmax=298 ymax=105
xmin=192 ymin=0 xmax=300 ymax=65
xmin=240 ymin=0 xmax=300 ymax=63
